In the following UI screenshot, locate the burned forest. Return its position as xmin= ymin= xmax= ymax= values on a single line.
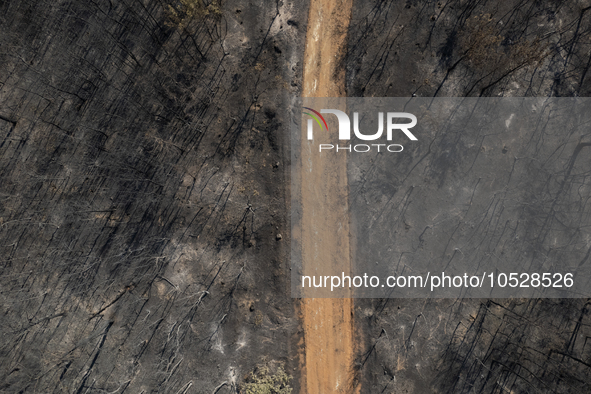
xmin=1 ymin=0 xmax=591 ymax=393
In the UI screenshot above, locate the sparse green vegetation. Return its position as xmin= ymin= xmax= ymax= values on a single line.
xmin=242 ymin=364 xmax=292 ymax=394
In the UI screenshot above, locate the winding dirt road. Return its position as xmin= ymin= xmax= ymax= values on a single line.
xmin=300 ymin=0 xmax=357 ymax=392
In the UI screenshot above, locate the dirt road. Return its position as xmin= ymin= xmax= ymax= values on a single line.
xmin=299 ymin=0 xmax=357 ymax=392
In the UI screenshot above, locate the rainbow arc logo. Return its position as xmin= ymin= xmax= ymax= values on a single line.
xmin=302 ymin=107 xmax=328 ymax=135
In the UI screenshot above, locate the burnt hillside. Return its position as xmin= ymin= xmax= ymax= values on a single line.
xmin=347 ymin=1 xmax=591 ymax=392
xmin=1 ymin=0 xmax=591 ymax=393
xmin=0 ymin=0 xmax=305 ymax=392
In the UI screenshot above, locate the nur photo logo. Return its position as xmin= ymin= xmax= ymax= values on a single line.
xmin=303 ymin=107 xmax=418 ymax=153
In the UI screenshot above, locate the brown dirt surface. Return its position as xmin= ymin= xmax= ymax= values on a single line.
xmin=300 ymin=0 xmax=357 ymax=393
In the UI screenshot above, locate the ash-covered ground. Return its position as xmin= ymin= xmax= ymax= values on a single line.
xmin=0 ymin=0 xmax=306 ymax=392
xmin=1 ymin=0 xmax=591 ymax=393
xmin=347 ymin=1 xmax=591 ymax=393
